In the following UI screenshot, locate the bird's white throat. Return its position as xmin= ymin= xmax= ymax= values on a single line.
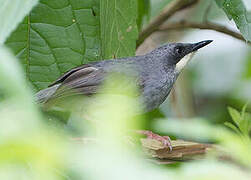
xmin=175 ymin=52 xmax=196 ymax=73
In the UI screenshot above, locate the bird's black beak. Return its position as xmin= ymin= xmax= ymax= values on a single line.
xmin=191 ymin=40 xmax=213 ymax=51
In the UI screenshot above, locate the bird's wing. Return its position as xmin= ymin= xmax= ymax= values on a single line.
xmin=48 ymin=64 xmax=92 ymax=87
xmin=48 ymin=63 xmax=146 ymax=100
xmin=51 ymin=65 xmax=104 ymax=99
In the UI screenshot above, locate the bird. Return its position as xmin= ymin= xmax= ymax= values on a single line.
xmin=36 ymin=40 xmax=213 ymax=150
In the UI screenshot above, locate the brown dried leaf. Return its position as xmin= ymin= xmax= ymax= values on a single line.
xmin=141 ymin=138 xmax=212 ymax=160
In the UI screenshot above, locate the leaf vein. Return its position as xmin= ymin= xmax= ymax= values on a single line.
xmin=30 ymin=27 xmax=61 ymax=73
xmin=67 ymin=0 xmax=85 ymax=64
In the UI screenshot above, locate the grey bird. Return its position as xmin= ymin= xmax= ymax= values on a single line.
xmin=36 ymin=40 xmax=212 ymax=149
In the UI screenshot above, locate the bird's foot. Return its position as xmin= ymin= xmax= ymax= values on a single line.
xmin=136 ymin=130 xmax=172 ymax=151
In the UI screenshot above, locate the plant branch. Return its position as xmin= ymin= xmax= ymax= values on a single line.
xmin=137 ymin=0 xmax=199 ymax=47
xmin=159 ymin=20 xmax=251 ymax=45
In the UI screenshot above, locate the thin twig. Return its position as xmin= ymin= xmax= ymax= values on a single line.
xmin=159 ymin=20 xmax=250 ymax=45
xmin=137 ymin=0 xmax=199 ymax=47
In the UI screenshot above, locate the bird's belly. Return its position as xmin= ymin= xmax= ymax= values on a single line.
xmin=141 ymin=75 xmax=175 ymax=112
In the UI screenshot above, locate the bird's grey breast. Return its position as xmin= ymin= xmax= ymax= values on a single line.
xmin=140 ymin=62 xmax=177 ymax=112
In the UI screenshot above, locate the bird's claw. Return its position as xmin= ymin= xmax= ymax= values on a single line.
xmin=136 ymin=130 xmax=172 ymax=152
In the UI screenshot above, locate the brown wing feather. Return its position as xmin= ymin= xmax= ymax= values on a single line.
xmin=48 ymin=63 xmax=146 ymax=100
xmin=48 ymin=64 xmax=91 ymax=87
xmin=52 ymin=66 xmax=105 ymax=98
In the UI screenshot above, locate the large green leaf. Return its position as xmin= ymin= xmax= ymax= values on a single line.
xmin=0 ymin=0 xmax=38 ymax=44
xmin=100 ymin=0 xmax=138 ymax=59
xmin=5 ymin=0 xmax=101 ymax=91
xmin=216 ymin=0 xmax=251 ymax=42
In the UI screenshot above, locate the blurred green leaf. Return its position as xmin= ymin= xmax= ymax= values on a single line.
xmin=226 ymin=105 xmax=251 ymax=138
xmin=100 ymin=0 xmax=138 ymax=59
xmin=239 ymin=112 xmax=251 ymax=135
xmin=215 ymin=0 xmax=251 ymax=42
xmin=154 ymin=118 xmax=219 ymax=141
xmin=224 ymin=122 xmax=241 ymax=134
xmin=0 ymin=127 xmax=71 ymax=179
xmin=227 ymin=106 xmax=241 ymax=126
xmin=241 ymin=103 xmax=248 ymax=118
xmin=0 ymin=46 xmax=33 ymax=100
xmin=137 ymin=0 xmax=150 ymax=32
xmin=243 ymin=52 xmax=251 ymax=79
xmin=177 ymin=160 xmax=251 ymax=179
xmin=0 ymin=47 xmax=71 ymax=179
xmin=5 ymin=0 xmax=101 ymax=91
xmin=239 ymin=103 xmax=250 ymax=135
xmin=0 ymin=46 xmax=42 ymax=132
xmin=0 ymin=0 xmax=38 ymax=44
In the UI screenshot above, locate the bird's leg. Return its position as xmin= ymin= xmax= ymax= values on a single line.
xmin=136 ymin=130 xmax=172 ymax=151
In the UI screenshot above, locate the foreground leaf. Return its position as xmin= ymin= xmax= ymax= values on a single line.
xmin=0 ymin=0 xmax=38 ymax=44
xmin=224 ymin=122 xmax=241 ymax=134
xmin=0 ymin=46 xmax=31 ymax=99
xmin=228 ymin=106 xmax=241 ymax=126
xmin=239 ymin=112 xmax=251 ymax=136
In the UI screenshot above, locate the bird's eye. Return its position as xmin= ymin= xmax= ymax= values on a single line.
xmin=175 ymin=47 xmax=183 ymax=54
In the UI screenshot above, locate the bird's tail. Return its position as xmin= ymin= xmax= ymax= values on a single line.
xmin=35 ymin=84 xmax=60 ymax=103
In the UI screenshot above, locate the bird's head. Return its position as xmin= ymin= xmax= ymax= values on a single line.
xmin=149 ymin=40 xmax=213 ymax=72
